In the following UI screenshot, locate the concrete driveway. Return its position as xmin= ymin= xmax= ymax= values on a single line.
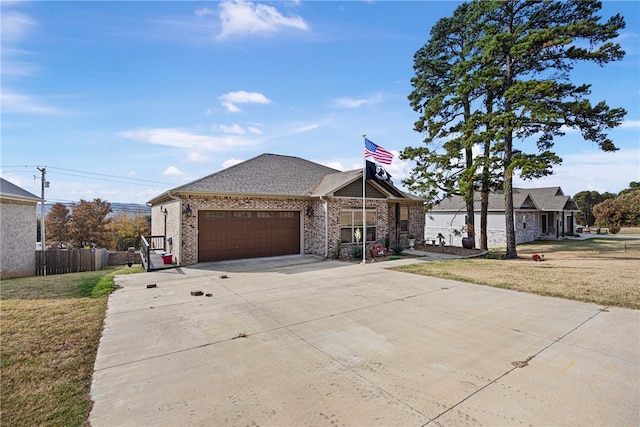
xmin=90 ymin=255 xmax=639 ymax=426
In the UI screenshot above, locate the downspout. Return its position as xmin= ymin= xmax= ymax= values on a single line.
xmin=167 ymin=191 xmax=183 ymax=265
xmin=320 ymin=196 xmax=328 ymax=258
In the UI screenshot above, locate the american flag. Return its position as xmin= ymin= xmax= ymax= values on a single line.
xmin=364 ymin=138 xmax=393 ymax=165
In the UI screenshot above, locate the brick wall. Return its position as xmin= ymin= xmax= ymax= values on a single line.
xmin=179 ymin=195 xmax=313 ymax=266
xmin=152 ymin=194 xmax=426 ymax=266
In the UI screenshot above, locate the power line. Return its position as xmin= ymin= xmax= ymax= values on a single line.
xmin=0 ymin=164 xmax=173 ymax=187
xmin=47 ymin=166 xmax=173 ymax=185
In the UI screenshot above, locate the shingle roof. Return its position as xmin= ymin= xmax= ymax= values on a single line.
xmin=310 ymin=169 xmax=361 ymax=196
xmin=431 ymin=187 xmax=579 ymax=212
xmin=171 ymin=154 xmax=340 ymax=197
xmin=149 ymin=153 xmax=420 ymax=204
xmin=0 ymin=178 xmax=40 ymax=202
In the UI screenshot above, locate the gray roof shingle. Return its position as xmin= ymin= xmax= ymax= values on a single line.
xmin=171 ymin=154 xmax=340 ymax=197
xmin=0 ymin=178 xmax=40 ymax=202
xmin=431 ymin=187 xmax=579 ymax=212
xmin=150 ymin=153 xmax=421 ymax=204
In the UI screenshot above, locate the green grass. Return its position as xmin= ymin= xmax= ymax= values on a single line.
xmin=0 ymin=265 xmax=144 ymax=427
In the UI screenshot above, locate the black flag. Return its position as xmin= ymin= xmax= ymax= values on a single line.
xmin=366 ymin=160 xmax=391 ymax=182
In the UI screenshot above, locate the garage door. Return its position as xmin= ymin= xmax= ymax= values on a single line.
xmin=198 ymin=210 xmax=301 ymax=262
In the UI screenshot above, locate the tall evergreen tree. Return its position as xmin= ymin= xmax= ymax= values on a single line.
xmin=406 ymin=0 xmax=626 ymax=257
xmin=476 ymin=0 xmax=626 ymax=258
xmin=403 ymin=2 xmax=486 ymax=244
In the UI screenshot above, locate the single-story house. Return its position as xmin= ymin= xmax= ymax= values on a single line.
xmin=147 ymin=153 xmax=425 ymax=265
xmin=0 ymin=178 xmax=40 ymax=279
xmin=426 ymin=187 xmax=580 ymax=248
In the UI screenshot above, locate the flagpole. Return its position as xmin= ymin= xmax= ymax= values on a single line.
xmin=361 ymin=133 xmax=367 ymax=264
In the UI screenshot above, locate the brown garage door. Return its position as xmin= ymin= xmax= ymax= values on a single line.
xmin=198 ymin=210 xmax=301 ymax=262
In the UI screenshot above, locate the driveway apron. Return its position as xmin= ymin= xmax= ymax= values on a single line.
xmin=90 ymin=255 xmax=639 ymax=426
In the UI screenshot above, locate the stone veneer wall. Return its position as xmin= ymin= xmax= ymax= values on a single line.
xmin=0 ymin=200 xmax=37 ymax=279
xmin=514 ymin=212 xmax=541 ymax=244
xmin=165 ymin=195 xmax=426 ymax=265
xmin=324 ymin=197 xmax=390 ymax=260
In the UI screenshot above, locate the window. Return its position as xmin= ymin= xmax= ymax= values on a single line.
xmin=256 ymin=212 xmax=275 ymax=218
xmin=205 ymin=211 xmax=226 ymax=219
xmin=340 ymin=208 xmax=376 ymax=243
xmin=232 ymin=211 xmax=251 ymax=218
xmin=279 ymin=212 xmax=295 ymax=218
xmin=399 ymin=206 xmax=409 ymax=232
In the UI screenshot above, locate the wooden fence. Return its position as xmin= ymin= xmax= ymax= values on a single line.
xmin=35 ymin=248 xmax=109 ymax=276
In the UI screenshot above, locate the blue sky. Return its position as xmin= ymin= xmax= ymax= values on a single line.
xmin=2 ymin=0 xmax=639 ymax=205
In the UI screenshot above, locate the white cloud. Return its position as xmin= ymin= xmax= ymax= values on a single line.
xmin=222 ymin=158 xmax=244 ymax=169
xmin=331 ymin=94 xmax=382 ymax=109
xmin=248 ymin=126 xmax=263 ymax=135
xmin=163 ymin=166 xmax=183 ymax=176
xmin=220 ymin=100 xmax=241 ymax=113
xmin=620 ymin=120 xmax=640 ymax=129
xmin=216 ymin=0 xmax=308 ymax=39
xmin=1 ymin=57 xmax=38 ymax=77
xmin=121 ymin=128 xmax=255 ymax=151
xmin=513 ymin=148 xmax=640 ymax=195
xmin=1 ymin=89 xmax=63 ymax=115
xmin=187 ymin=152 xmax=210 ymax=163
xmin=219 ymin=90 xmax=271 ymax=112
xmin=1 ymin=10 xmax=36 ymax=42
xmin=219 ymin=123 xmax=246 ymax=134
xmin=322 ymin=161 xmax=346 ymax=171
xmin=195 ymin=7 xmax=216 ymax=17
xmin=291 ymin=123 xmax=319 ymax=134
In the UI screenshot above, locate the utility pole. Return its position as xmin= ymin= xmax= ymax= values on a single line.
xmin=37 ymin=166 xmax=49 ymax=273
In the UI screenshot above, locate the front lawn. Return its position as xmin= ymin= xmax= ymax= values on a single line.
xmin=0 ymin=265 xmax=143 ymax=427
xmin=393 ymin=238 xmax=640 ymax=309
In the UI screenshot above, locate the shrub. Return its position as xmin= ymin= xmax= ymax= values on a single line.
xmin=391 ymin=243 xmax=405 ymax=255
xmin=351 ymin=245 xmax=363 ymax=261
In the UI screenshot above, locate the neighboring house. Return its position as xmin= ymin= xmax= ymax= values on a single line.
xmin=147 ymin=153 xmax=425 ymax=265
xmin=427 ymin=187 xmax=580 ymax=248
xmin=0 ymin=178 xmax=40 ymax=279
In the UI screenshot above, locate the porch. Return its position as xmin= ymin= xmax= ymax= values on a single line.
xmin=140 ymin=235 xmax=178 ymax=272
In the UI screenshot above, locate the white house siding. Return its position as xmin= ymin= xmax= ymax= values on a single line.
xmin=426 ymin=211 xmax=505 ymax=247
xmin=426 ymin=211 xmax=545 ymax=249
xmin=0 ymin=200 xmax=37 ymax=279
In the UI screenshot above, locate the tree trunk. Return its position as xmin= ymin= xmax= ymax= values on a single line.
xmin=463 ymin=99 xmax=476 ymax=246
xmin=503 ymin=38 xmax=518 ymax=259
xmin=480 ymin=185 xmax=489 ymax=250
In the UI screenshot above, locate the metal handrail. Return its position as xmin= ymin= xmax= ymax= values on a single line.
xmin=141 ymin=235 xmax=166 ymax=272
xmin=140 ymin=236 xmax=150 ymax=271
